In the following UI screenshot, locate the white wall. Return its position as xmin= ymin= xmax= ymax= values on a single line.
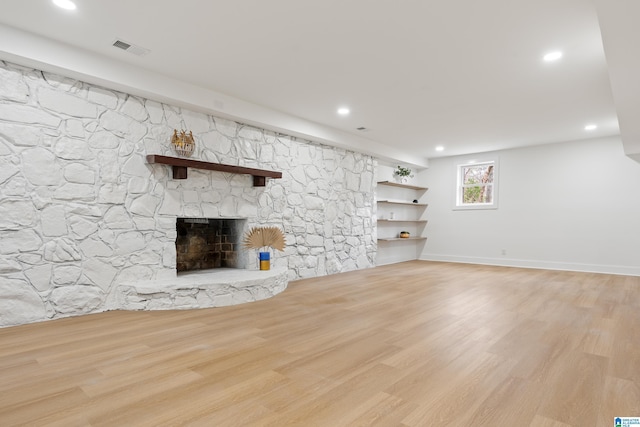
xmin=421 ymin=136 xmax=640 ymax=275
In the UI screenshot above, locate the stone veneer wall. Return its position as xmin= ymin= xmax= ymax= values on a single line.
xmin=0 ymin=60 xmax=377 ymax=327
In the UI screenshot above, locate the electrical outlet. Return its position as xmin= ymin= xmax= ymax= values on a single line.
xmin=501 ymin=249 xmax=507 ymax=256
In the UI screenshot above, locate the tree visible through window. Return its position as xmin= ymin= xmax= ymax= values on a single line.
xmin=456 ymin=161 xmax=497 ymax=208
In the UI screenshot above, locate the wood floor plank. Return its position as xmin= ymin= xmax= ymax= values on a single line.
xmin=460 ymin=375 xmax=541 ymax=426
xmin=596 ymin=376 xmax=640 ymax=427
xmin=0 ymin=260 xmax=638 ymax=426
xmin=400 ymin=352 xmax=516 ymax=426
xmin=261 ymin=363 xmax=402 ymax=427
xmin=335 ymin=391 xmax=417 ymax=427
xmin=0 ymin=387 xmax=91 ymax=426
xmin=537 ymin=351 xmax=608 ymax=427
xmin=529 ymin=414 xmax=573 ymax=427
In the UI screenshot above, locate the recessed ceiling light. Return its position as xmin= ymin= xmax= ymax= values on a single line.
xmin=52 ymin=0 xmax=77 ymax=10
xmin=585 ymin=124 xmax=597 ymax=131
xmin=337 ymin=107 xmax=350 ymax=116
xmin=543 ymin=51 xmax=563 ymax=62
xmin=435 ymin=146 xmax=445 ymax=152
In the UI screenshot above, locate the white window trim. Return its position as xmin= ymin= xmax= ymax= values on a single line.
xmin=453 ymin=157 xmax=499 ymax=210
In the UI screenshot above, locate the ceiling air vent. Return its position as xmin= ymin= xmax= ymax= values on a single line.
xmin=112 ymin=39 xmax=150 ymax=56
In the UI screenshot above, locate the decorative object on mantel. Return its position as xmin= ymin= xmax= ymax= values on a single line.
xmin=399 ymin=231 xmax=411 ymax=238
xmin=171 ymin=129 xmax=195 ymax=157
xmin=242 ymin=226 xmax=286 ymax=270
xmin=146 ymin=155 xmax=282 ymax=186
xmin=394 ymin=165 xmax=414 ymax=183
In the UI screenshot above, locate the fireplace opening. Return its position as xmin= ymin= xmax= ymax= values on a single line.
xmin=175 ymin=218 xmax=247 ymax=273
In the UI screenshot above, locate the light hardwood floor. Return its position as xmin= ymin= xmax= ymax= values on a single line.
xmin=1 ymin=261 xmax=639 ymax=426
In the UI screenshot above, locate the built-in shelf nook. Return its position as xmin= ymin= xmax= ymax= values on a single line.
xmin=146 ymin=155 xmax=283 ymax=186
xmin=376 ymin=180 xmax=429 ymax=262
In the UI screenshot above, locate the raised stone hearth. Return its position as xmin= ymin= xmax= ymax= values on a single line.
xmin=108 ymin=267 xmax=288 ymax=311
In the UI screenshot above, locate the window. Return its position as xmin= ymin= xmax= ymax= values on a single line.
xmin=455 ymin=160 xmax=498 ymax=209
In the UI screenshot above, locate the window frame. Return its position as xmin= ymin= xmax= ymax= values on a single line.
xmin=453 ymin=158 xmax=499 ymax=210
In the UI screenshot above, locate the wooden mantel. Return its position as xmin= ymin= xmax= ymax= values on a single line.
xmin=146 ymin=155 xmax=282 ymax=187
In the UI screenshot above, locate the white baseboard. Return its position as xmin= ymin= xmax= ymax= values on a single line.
xmin=419 ymin=254 xmax=640 ymax=277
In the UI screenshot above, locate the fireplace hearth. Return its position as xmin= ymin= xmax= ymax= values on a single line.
xmin=175 ymin=218 xmax=247 ymax=273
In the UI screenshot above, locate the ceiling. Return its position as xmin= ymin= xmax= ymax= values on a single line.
xmin=0 ymin=0 xmax=638 ymax=165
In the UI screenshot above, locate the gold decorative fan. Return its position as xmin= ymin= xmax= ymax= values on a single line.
xmin=242 ymin=226 xmax=286 ymax=252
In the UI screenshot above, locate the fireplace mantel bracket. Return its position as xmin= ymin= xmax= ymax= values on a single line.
xmin=146 ymin=155 xmax=282 ymax=187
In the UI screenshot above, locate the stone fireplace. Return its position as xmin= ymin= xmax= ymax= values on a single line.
xmin=0 ymin=59 xmax=376 ymax=327
xmin=175 ymin=218 xmax=247 ymax=272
